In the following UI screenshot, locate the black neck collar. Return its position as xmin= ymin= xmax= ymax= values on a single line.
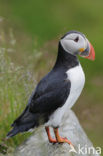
xmin=54 ymin=42 xmax=79 ymax=70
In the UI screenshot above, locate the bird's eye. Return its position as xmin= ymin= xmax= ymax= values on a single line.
xmin=74 ymin=37 xmax=79 ymax=42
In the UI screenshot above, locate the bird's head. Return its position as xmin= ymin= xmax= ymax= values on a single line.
xmin=60 ymin=31 xmax=95 ymax=60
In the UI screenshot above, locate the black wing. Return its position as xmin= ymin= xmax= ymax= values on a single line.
xmin=29 ymin=69 xmax=71 ymax=115
xmin=7 ymin=69 xmax=71 ymax=138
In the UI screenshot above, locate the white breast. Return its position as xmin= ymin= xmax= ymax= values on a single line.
xmin=66 ymin=63 xmax=85 ymax=108
xmin=45 ymin=64 xmax=85 ymax=127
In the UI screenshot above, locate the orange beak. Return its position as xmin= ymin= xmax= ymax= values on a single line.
xmin=85 ymin=42 xmax=95 ymax=61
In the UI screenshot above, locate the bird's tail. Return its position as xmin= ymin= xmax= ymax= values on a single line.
xmin=7 ymin=122 xmax=36 ymax=138
xmin=7 ymin=106 xmax=39 ymax=138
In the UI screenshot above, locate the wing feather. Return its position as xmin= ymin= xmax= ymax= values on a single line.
xmin=29 ymin=70 xmax=71 ymax=115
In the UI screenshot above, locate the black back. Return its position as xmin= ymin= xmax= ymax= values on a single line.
xmin=7 ymin=38 xmax=79 ymax=137
xmin=28 ymin=42 xmax=79 ymax=122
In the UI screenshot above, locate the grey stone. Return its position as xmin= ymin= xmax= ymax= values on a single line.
xmin=14 ymin=110 xmax=100 ymax=156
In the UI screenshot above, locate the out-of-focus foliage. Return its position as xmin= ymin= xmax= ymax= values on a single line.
xmin=0 ymin=26 xmax=37 ymax=154
xmin=0 ymin=0 xmax=103 ymax=75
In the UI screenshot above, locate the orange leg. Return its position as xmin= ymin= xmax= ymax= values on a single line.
xmin=45 ymin=127 xmax=57 ymax=143
xmin=53 ymin=128 xmax=74 ymax=147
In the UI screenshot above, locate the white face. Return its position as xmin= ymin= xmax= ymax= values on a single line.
xmin=60 ymin=33 xmax=88 ymax=55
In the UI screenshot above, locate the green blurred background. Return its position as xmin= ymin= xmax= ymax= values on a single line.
xmin=0 ymin=0 xmax=103 ymax=155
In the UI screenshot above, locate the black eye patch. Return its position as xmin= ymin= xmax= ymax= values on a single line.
xmin=74 ymin=37 xmax=79 ymax=42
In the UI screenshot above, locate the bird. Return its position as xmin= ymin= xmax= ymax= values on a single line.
xmin=7 ymin=30 xmax=95 ymax=148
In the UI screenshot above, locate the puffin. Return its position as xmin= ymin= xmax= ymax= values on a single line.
xmin=7 ymin=30 xmax=95 ymax=148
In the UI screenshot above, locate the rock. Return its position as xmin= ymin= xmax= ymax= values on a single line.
xmin=14 ymin=110 xmax=100 ymax=156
